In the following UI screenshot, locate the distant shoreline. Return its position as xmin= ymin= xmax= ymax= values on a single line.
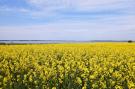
xmin=0 ymin=40 xmax=133 ymax=44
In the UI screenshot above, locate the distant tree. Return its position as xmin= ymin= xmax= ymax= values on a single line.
xmin=0 ymin=43 xmax=6 ymax=45
xmin=128 ymin=40 xmax=133 ymax=43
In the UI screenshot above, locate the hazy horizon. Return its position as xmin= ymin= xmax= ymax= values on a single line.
xmin=0 ymin=0 xmax=135 ymax=40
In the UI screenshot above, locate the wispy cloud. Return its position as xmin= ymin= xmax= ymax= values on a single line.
xmin=1 ymin=0 xmax=134 ymax=18
xmin=0 ymin=0 xmax=135 ymax=40
xmin=25 ymin=0 xmax=135 ymax=16
xmin=0 ymin=6 xmax=30 ymax=13
xmin=27 ymin=0 xmax=126 ymax=10
xmin=28 ymin=0 xmax=135 ymax=30
xmin=0 ymin=14 xmax=135 ymax=40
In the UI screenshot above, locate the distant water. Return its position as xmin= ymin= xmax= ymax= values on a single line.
xmin=0 ymin=40 xmax=85 ymax=44
xmin=0 ymin=40 xmax=129 ymax=44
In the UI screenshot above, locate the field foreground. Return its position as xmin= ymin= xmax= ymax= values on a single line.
xmin=0 ymin=43 xmax=135 ymax=89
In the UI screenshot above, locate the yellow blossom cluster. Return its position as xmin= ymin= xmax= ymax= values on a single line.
xmin=0 ymin=43 xmax=135 ymax=89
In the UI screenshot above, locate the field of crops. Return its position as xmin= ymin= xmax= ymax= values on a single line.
xmin=0 ymin=43 xmax=135 ymax=89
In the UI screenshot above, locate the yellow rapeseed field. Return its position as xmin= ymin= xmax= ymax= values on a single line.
xmin=0 ymin=43 xmax=135 ymax=89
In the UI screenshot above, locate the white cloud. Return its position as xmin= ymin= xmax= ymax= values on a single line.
xmin=0 ymin=13 xmax=135 ymax=40
xmin=25 ymin=0 xmax=135 ymax=17
xmin=27 ymin=0 xmax=120 ymax=8
xmin=27 ymin=0 xmax=134 ymax=10
xmin=0 ymin=0 xmax=135 ymax=40
xmin=0 ymin=6 xmax=30 ymax=13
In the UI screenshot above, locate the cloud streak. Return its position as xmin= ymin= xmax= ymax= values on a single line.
xmin=0 ymin=0 xmax=135 ymax=40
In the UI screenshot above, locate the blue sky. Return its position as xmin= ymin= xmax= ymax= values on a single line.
xmin=0 ymin=0 xmax=135 ymax=40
